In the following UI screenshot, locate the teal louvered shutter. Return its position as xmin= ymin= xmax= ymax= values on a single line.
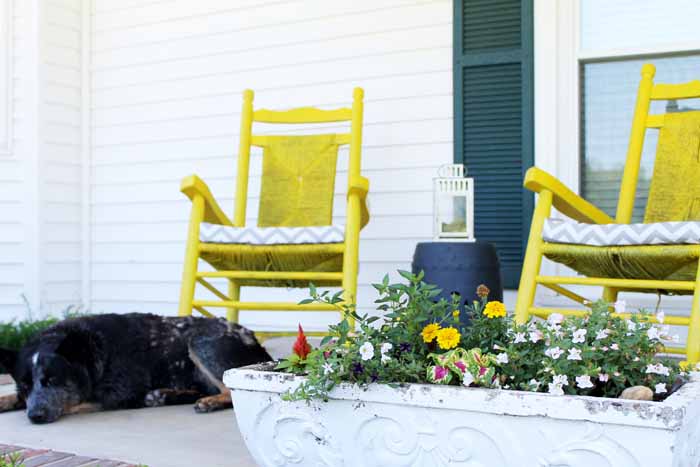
xmin=453 ymin=0 xmax=534 ymax=288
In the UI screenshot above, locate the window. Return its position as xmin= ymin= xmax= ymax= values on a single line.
xmin=581 ymin=56 xmax=700 ymax=221
xmin=577 ymin=0 xmax=700 ymax=221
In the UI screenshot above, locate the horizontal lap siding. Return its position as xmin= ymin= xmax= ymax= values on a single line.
xmin=90 ymin=0 xmax=453 ymax=331
xmin=0 ymin=1 xmax=29 ymax=319
xmin=41 ymin=0 xmax=83 ymax=314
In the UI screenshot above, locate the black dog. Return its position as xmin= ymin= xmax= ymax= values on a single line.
xmin=0 ymin=313 xmax=271 ymax=424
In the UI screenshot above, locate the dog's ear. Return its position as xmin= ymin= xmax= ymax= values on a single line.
xmin=55 ymin=330 xmax=103 ymax=379
xmin=0 ymin=348 xmax=17 ymax=375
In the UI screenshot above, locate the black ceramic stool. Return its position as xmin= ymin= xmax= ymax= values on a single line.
xmin=412 ymin=241 xmax=503 ymax=318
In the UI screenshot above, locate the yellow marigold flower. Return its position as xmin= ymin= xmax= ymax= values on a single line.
xmin=452 ymin=310 xmax=460 ymax=319
xmin=421 ymin=323 xmax=441 ymax=343
xmin=483 ymin=301 xmax=507 ymax=319
xmin=436 ymin=327 xmax=461 ymax=350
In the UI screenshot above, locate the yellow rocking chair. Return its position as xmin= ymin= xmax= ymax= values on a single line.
xmin=178 ymin=88 xmax=369 ymax=338
xmin=516 ymin=64 xmax=700 ymax=364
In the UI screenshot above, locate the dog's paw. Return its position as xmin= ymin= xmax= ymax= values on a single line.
xmin=144 ymin=389 xmax=167 ymax=407
xmin=193 ymin=394 xmax=232 ymax=413
xmin=193 ymin=398 xmax=215 ymax=413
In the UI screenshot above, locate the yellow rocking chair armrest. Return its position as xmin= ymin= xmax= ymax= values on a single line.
xmin=347 ymin=175 xmax=370 ymax=229
xmin=180 ymin=174 xmax=233 ymax=226
xmin=524 ymin=167 xmax=614 ymax=225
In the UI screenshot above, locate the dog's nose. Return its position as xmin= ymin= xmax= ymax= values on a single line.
xmin=27 ymin=407 xmax=50 ymax=424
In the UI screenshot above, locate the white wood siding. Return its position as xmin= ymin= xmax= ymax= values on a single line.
xmin=89 ymin=0 xmax=453 ymax=331
xmin=0 ymin=0 xmax=85 ymax=322
xmin=40 ymin=0 xmax=83 ymax=314
xmin=0 ymin=0 xmax=30 ymax=319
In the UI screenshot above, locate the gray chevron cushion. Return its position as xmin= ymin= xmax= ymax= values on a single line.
xmin=199 ymin=222 xmax=344 ymax=245
xmin=543 ymin=219 xmax=700 ymax=246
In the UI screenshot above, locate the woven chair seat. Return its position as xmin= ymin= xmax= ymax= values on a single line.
xmin=543 ymin=242 xmax=700 ymax=292
xmin=199 ymin=242 xmax=344 ymax=287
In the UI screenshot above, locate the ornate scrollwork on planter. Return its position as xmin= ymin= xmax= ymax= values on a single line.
xmin=252 ymin=402 xmax=344 ymax=467
xmin=671 ymin=404 xmax=700 ymax=467
xmin=355 ymin=411 xmax=509 ymax=466
xmin=538 ymin=423 xmax=640 ymax=467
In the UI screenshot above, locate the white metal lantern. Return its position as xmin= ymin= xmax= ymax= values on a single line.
xmin=433 ymin=164 xmax=474 ymax=241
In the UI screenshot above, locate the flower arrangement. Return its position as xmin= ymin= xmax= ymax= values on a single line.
xmin=277 ymin=271 xmax=685 ymax=401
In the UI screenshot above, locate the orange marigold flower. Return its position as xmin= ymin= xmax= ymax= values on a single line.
xmin=292 ymin=324 xmax=311 ymax=359
xmin=436 ymin=327 xmax=461 ymax=350
xmin=476 ymin=284 xmax=490 ymax=299
xmin=483 ymin=301 xmax=507 ymax=319
xmin=421 ymin=323 xmax=441 ymax=343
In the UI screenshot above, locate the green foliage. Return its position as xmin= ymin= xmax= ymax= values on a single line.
xmin=497 ymin=301 xmax=684 ymax=398
xmin=0 ymin=453 xmax=24 ymax=467
xmin=0 ymin=304 xmax=88 ymax=351
xmin=282 ymin=271 xmax=461 ymax=401
xmin=278 ymin=272 xmax=686 ymax=402
xmin=460 ymin=295 xmax=509 ymax=352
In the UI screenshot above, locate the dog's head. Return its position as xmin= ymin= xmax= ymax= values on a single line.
xmin=1 ymin=328 xmax=102 ymax=424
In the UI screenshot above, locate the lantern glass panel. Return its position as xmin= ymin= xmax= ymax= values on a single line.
xmin=437 ymin=192 xmax=468 ymax=235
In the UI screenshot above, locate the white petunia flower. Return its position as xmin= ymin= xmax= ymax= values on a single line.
xmin=575 ymin=375 xmax=594 ymax=389
xmin=626 ymin=320 xmax=637 ymax=332
xmin=322 ymin=362 xmax=334 ymax=375
xmin=528 ymin=379 xmax=540 ymax=389
xmin=359 ymin=342 xmax=374 ymax=361
xmin=552 ymin=374 xmax=569 ymax=386
xmin=656 ymin=311 xmax=665 ymax=324
xmin=548 ymin=383 xmax=564 ymax=396
xmin=548 ymin=313 xmax=564 ymax=325
xmin=610 ymin=343 xmax=620 ymax=350
xmin=545 ymin=347 xmax=563 ymax=359
xmin=572 ymin=329 xmax=587 ymax=344
xmin=655 ymin=383 xmax=667 ymax=394
xmin=595 ymin=329 xmax=610 ymax=340
xmin=513 ymin=332 xmax=527 ymax=344
xmin=598 ymin=373 xmax=609 ymax=382
xmin=647 ymin=327 xmax=661 ymax=340
xmin=463 ymin=372 xmax=475 ymax=387
xmin=567 ymin=348 xmax=582 ymax=361
xmin=614 ymin=300 xmax=626 ymax=313
xmin=380 ymin=342 xmax=393 ymax=363
xmin=529 ymin=330 xmax=544 ymax=343
xmin=496 ymin=353 xmax=509 ymax=364
xmin=645 ymin=363 xmax=670 ymax=376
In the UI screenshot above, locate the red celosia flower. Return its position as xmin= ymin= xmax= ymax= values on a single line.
xmin=292 ymin=324 xmax=311 ymax=360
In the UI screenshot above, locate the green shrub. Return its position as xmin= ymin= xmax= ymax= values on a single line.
xmin=0 ymin=453 xmax=24 ymax=467
xmin=0 ymin=304 xmax=88 ymax=351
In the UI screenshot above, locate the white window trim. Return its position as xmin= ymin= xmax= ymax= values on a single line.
xmin=0 ymin=0 xmax=12 ymax=156
xmin=533 ymin=0 xmax=695 ymax=313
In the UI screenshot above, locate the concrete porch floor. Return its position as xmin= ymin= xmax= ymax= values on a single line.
xmin=0 ymin=405 xmax=256 ymax=467
xmin=0 ymin=337 xmax=302 ymax=467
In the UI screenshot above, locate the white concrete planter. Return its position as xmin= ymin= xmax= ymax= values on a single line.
xmin=224 ymin=362 xmax=700 ymax=467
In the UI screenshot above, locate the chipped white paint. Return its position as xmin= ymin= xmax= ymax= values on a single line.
xmin=225 ymin=364 xmax=700 ymax=467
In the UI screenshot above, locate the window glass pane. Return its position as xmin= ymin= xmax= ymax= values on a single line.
xmin=581 ymin=55 xmax=700 ymax=221
xmin=581 ymin=0 xmax=700 ymax=53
